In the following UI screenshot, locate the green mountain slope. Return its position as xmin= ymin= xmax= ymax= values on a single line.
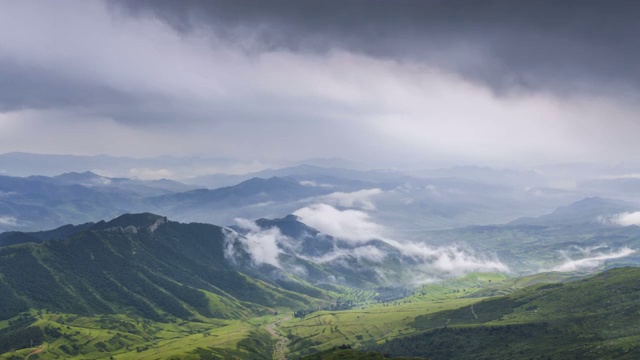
xmin=374 ymin=267 xmax=640 ymax=359
xmin=0 ymin=213 xmax=332 ymax=323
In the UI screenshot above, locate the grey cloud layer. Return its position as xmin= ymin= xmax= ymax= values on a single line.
xmin=1 ymin=0 xmax=640 ymax=165
xmin=113 ymin=0 xmax=640 ymax=94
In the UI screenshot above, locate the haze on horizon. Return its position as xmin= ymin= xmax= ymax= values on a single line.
xmin=1 ymin=0 xmax=640 ymax=169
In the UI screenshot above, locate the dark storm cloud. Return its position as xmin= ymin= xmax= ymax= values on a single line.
xmin=111 ymin=0 xmax=640 ymax=94
xmin=0 ymin=59 xmax=135 ymax=113
xmin=2 ymin=0 xmax=640 ymax=166
xmin=0 ymin=59 xmax=190 ymax=126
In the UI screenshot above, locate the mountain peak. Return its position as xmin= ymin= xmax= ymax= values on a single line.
xmin=282 ymin=214 xmax=301 ymax=222
xmin=98 ymin=213 xmax=168 ymax=232
xmin=553 ymin=196 xmax=634 ymax=214
xmin=55 ymin=171 xmax=101 ymax=179
xmin=53 ymin=171 xmax=112 ymax=186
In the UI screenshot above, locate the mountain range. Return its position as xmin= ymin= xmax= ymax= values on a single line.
xmin=1 ymin=207 xmax=640 ymax=359
xmin=0 ymin=163 xmax=595 ymax=235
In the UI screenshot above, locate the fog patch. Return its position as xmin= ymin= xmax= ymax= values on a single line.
xmin=0 ymin=216 xmax=19 ymax=227
xmin=304 ymin=245 xmax=387 ymax=264
xmin=128 ymin=168 xmax=174 ymax=180
xmin=552 ymin=246 xmax=635 ymax=272
xmin=299 ymin=180 xmax=333 ymax=188
xmin=396 ymin=241 xmax=509 ymax=275
xmin=293 ymin=203 xmax=508 ymax=279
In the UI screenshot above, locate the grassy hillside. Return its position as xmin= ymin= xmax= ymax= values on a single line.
xmin=0 ymin=214 xmax=333 ymax=322
xmin=279 ymin=273 xmax=513 ymax=357
xmin=0 ymin=311 xmax=275 ymax=359
xmin=0 ymin=213 xmax=337 ymax=357
xmin=300 ymin=346 xmax=422 ymax=359
xmin=373 ymin=267 xmax=640 ymax=359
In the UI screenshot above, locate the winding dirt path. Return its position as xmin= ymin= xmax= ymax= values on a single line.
xmin=266 ymin=316 xmax=291 ymax=360
xmin=26 ymin=343 xmax=46 ymax=360
xmin=470 ymin=303 xmax=478 ymax=320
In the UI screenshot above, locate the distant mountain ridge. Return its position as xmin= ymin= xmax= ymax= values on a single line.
xmin=0 ymin=152 xmax=240 ymax=178
xmin=509 ymin=196 xmax=638 ymax=226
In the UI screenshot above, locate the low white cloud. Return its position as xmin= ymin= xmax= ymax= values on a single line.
xmin=234 ymin=218 xmax=260 ymax=232
xmin=352 ymin=245 xmax=387 ymax=262
xmin=299 ymin=180 xmax=333 ymax=188
xmin=128 ymin=168 xmax=174 ymax=180
xmin=320 ymin=188 xmax=383 ymax=210
xmin=293 ymin=202 xmax=508 ymax=278
xmin=0 ymin=216 xmax=19 ymax=227
xmin=293 ymin=203 xmax=385 ymax=243
xmin=552 ymin=247 xmax=635 ymax=272
xmin=304 ymin=245 xmax=388 ymax=264
xmin=223 ymin=218 xmax=288 ymax=268
xmin=602 ymin=212 xmax=640 ymax=226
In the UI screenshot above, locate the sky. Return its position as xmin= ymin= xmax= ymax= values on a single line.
xmin=1 ymin=0 xmax=640 ymax=168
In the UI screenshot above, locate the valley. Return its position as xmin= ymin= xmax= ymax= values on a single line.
xmin=0 ymin=162 xmax=640 ymax=360
xmin=3 ymin=258 xmax=640 ymax=359
xmin=2 ymin=160 xmax=640 ymax=359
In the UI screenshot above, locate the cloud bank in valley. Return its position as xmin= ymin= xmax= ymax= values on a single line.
xmin=220 ymin=186 xmax=510 ymax=281
xmin=552 ymin=246 xmax=636 ymax=272
xmin=293 ymin=201 xmax=509 ymax=277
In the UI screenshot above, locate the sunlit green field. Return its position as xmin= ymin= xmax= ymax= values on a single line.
xmin=279 ymin=272 xmax=522 ymax=357
xmin=0 ymin=271 xmax=594 ymax=359
xmin=0 ymin=311 xmax=276 ymax=359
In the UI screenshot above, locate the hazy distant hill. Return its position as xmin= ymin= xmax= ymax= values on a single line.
xmin=184 ymin=164 xmax=405 ymax=189
xmin=150 ymin=177 xmax=329 ymax=207
xmin=0 ymin=174 xmax=149 ymax=231
xmin=147 ymin=176 xmax=337 ymax=225
xmin=509 ymin=196 xmax=638 ymax=226
xmin=30 ymin=171 xmax=196 ymax=196
xmin=0 ymin=152 xmax=240 ymax=178
xmin=423 ymin=197 xmax=640 ymax=273
xmin=408 ymin=165 xmax=545 ymax=186
xmin=0 ymin=172 xmax=204 ymax=232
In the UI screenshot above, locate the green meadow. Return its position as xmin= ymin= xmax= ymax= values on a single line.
xmin=3 ymin=268 xmax=639 ymax=359
xmin=0 ymin=311 xmax=275 ymax=359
